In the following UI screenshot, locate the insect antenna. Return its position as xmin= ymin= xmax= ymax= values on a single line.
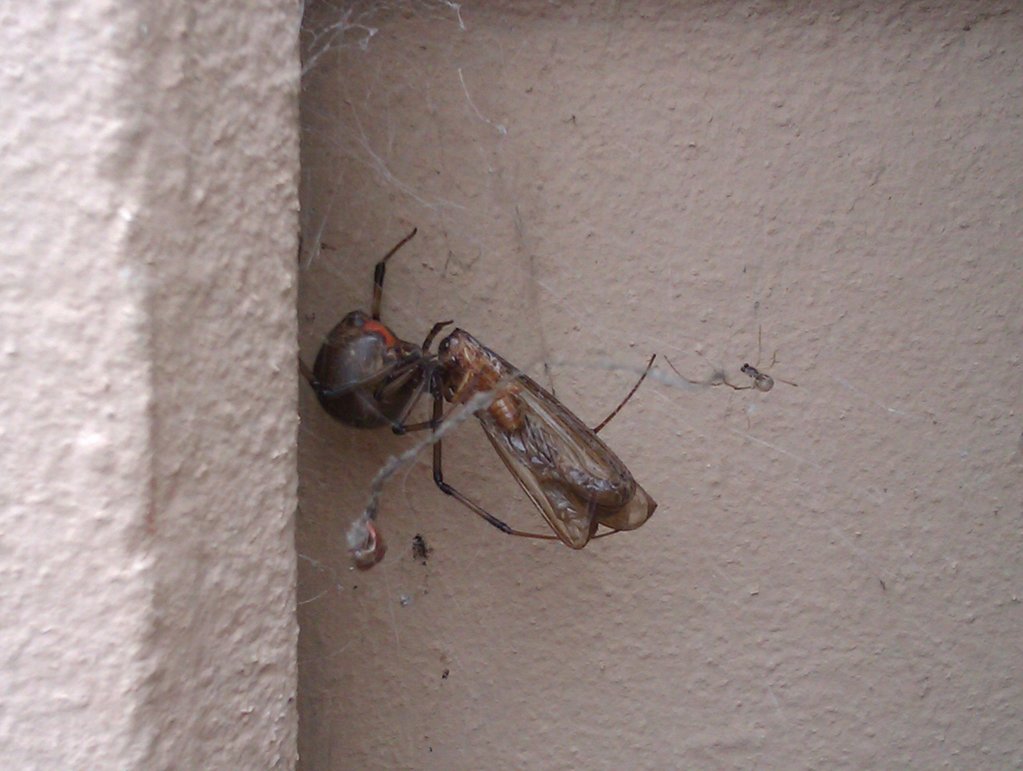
xmin=592 ymin=353 xmax=656 ymax=434
xmin=421 ymin=319 xmax=453 ymax=352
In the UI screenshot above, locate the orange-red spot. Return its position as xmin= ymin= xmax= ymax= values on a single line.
xmin=363 ymin=320 xmax=398 ymax=348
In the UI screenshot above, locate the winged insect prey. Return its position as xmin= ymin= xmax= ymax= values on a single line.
xmin=428 ymin=329 xmax=657 ymax=549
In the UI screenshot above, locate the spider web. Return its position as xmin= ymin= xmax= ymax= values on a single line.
xmin=294 ymin=2 xmax=1023 ymax=768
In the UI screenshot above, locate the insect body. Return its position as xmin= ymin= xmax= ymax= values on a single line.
xmin=432 ymin=329 xmax=657 ymax=548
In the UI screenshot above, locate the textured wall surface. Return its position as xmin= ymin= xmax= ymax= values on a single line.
xmin=1 ymin=1 xmax=300 ymax=767
xmin=298 ymin=2 xmax=1022 ymax=768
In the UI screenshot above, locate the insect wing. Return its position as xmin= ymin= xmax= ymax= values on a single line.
xmin=594 ymin=485 xmax=656 ymax=532
xmin=477 ymin=371 xmax=656 ymax=549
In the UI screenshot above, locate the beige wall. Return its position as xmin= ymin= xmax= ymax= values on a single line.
xmin=1 ymin=1 xmax=300 ymax=767
xmin=298 ymin=2 xmax=1022 ymax=769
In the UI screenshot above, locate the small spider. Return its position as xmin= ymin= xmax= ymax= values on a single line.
xmin=728 ymin=325 xmax=797 ymax=391
xmin=666 ymin=325 xmax=796 ymax=392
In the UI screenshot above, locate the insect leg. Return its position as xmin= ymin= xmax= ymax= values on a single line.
xmin=718 ymin=373 xmax=754 ymax=391
xmin=428 ymin=383 xmax=559 ymax=541
xmin=421 ymin=320 xmax=453 ymax=352
xmin=761 ymin=347 xmax=797 ymax=387
xmin=387 ymin=361 xmax=438 ymax=434
xmin=393 ymin=418 xmax=435 ymax=433
xmin=592 ymin=353 xmax=656 ymax=434
xmin=379 ymin=317 xmax=455 ymax=431
xmin=303 ymin=354 xmax=414 ymax=401
xmin=667 ymin=354 xmax=760 ymax=391
xmin=371 ymin=227 xmax=418 ymax=320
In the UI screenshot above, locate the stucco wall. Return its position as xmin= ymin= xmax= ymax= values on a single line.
xmin=298 ymin=2 xmax=1022 ymax=769
xmin=1 ymin=1 xmax=300 ymax=767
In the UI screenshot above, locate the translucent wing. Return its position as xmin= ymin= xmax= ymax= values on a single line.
xmin=475 ymin=368 xmax=657 ymax=549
